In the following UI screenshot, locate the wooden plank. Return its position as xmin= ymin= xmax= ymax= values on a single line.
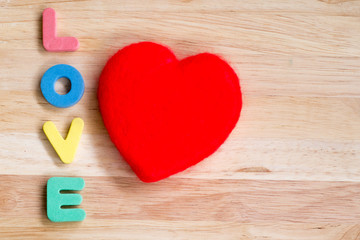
xmin=0 ymin=219 xmax=357 ymax=240
xmin=1 ymin=175 xmax=360 ymax=223
xmin=1 ymin=92 xmax=360 ymax=139
xmin=2 ymin=0 xmax=360 ymax=16
xmin=1 ymin=132 xmax=360 ymax=181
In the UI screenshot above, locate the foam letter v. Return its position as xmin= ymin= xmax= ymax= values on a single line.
xmin=43 ymin=118 xmax=84 ymax=164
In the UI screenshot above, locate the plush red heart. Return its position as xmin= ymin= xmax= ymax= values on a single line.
xmin=98 ymin=42 xmax=242 ymax=182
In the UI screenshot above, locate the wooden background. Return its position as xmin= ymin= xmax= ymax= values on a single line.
xmin=1 ymin=0 xmax=360 ymax=239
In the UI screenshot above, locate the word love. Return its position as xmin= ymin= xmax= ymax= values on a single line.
xmin=41 ymin=8 xmax=85 ymax=222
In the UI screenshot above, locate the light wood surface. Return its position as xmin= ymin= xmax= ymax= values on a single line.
xmin=1 ymin=0 xmax=360 ymax=239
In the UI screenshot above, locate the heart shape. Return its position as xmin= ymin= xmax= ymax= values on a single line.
xmin=98 ymin=42 xmax=242 ymax=182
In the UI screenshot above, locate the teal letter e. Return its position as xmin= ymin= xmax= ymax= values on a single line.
xmin=47 ymin=177 xmax=86 ymax=222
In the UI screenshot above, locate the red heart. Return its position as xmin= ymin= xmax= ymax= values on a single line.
xmin=98 ymin=42 xmax=242 ymax=182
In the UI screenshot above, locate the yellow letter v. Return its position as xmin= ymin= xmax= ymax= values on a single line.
xmin=43 ymin=118 xmax=84 ymax=164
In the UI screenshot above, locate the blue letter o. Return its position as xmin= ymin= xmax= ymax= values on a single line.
xmin=41 ymin=64 xmax=85 ymax=108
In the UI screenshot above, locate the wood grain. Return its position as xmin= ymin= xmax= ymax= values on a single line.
xmin=1 ymin=0 xmax=360 ymax=239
